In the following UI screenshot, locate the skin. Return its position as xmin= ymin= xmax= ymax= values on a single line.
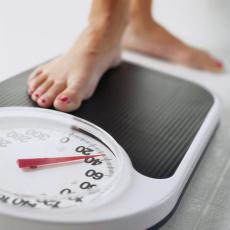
xmin=28 ymin=0 xmax=224 ymax=112
xmin=28 ymin=0 xmax=129 ymax=112
xmin=123 ymin=0 xmax=223 ymax=72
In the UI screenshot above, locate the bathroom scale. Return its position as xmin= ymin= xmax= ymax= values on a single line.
xmin=0 ymin=61 xmax=220 ymax=230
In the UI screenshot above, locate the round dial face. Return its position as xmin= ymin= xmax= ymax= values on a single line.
xmin=0 ymin=107 xmax=126 ymax=212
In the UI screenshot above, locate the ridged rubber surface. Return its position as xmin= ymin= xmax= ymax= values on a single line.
xmin=0 ymin=62 xmax=214 ymax=179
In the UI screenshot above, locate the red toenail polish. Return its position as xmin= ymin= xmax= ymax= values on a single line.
xmin=41 ymin=99 xmax=46 ymax=104
xmin=216 ymin=62 xmax=223 ymax=68
xmin=60 ymin=96 xmax=70 ymax=103
xmin=35 ymin=93 xmax=39 ymax=98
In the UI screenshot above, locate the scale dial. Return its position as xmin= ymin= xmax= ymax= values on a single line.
xmin=0 ymin=107 xmax=130 ymax=212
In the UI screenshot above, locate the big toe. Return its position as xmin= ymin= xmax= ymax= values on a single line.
xmin=195 ymin=53 xmax=223 ymax=73
xmin=53 ymin=88 xmax=83 ymax=112
xmin=178 ymin=48 xmax=224 ymax=73
xmin=209 ymin=59 xmax=224 ymax=73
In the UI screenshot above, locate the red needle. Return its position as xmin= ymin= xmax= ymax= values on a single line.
xmin=17 ymin=154 xmax=104 ymax=169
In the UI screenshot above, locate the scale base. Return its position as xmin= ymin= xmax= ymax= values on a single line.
xmin=0 ymin=62 xmax=220 ymax=229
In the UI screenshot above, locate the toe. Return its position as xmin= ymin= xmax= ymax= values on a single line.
xmin=37 ymin=82 xmax=66 ymax=108
xmin=178 ymin=48 xmax=224 ymax=73
xmin=53 ymin=87 xmax=83 ymax=112
xmin=197 ymin=55 xmax=223 ymax=73
xmin=28 ymin=74 xmax=47 ymax=95
xmin=28 ymin=67 xmax=43 ymax=81
xmin=31 ymin=79 xmax=53 ymax=101
xmin=210 ymin=59 xmax=224 ymax=73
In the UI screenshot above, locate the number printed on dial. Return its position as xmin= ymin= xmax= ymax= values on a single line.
xmin=0 ymin=108 xmax=121 ymax=210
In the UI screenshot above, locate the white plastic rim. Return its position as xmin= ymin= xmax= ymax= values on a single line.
xmin=0 ymin=58 xmax=221 ymax=229
xmin=0 ymin=107 xmax=133 ymax=223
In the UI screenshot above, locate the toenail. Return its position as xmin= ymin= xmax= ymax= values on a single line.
xmin=41 ymin=99 xmax=46 ymax=104
xmin=215 ymin=61 xmax=223 ymax=68
xmin=35 ymin=93 xmax=39 ymax=98
xmin=59 ymin=96 xmax=71 ymax=103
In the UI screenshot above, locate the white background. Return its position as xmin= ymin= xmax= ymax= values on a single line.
xmin=0 ymin=0 xmax=229 ymax=80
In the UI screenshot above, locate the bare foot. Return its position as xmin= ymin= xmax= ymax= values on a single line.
xmin=123 ymin=19 xmax=223 ymax=72
xmin=28 ymin=23 xmax=121 ymax=112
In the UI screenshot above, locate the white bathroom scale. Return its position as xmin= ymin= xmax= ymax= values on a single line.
xmin=0 ymin=61 xmax=220 ymax=230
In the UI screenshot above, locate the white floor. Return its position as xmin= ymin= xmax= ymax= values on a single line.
xmin=0 ymin=1 xmax=230 ymax=229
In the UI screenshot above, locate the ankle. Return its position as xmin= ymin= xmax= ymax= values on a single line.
xmin=126 ymin=17 xmax=158 ymax=38
xmin=69 ymin=20 xmax=117 ymax=53
xmin=89 ymin=12 xmax=128 ymax=33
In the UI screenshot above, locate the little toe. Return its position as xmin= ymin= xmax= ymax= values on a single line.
xmin=53 ymin=88 xmax=83 ymax=112
xmin=31 ymin=80 xmax=53 ymax=101
xmin=37 ymin=82 xmax=66 ymax=108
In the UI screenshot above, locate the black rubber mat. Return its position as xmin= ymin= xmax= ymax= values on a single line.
xmin=0 ymin=62 xmax=214 ymax=179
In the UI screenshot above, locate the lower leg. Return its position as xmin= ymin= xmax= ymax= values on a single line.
xmin=123 ymin=0 xmax=223 ymax=72
xmin=28 ymin=0 xmax=130 ymax=112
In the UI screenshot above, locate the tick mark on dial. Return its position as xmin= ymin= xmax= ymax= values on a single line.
xmin=75 ymin=197 xmax=83 ymax=203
